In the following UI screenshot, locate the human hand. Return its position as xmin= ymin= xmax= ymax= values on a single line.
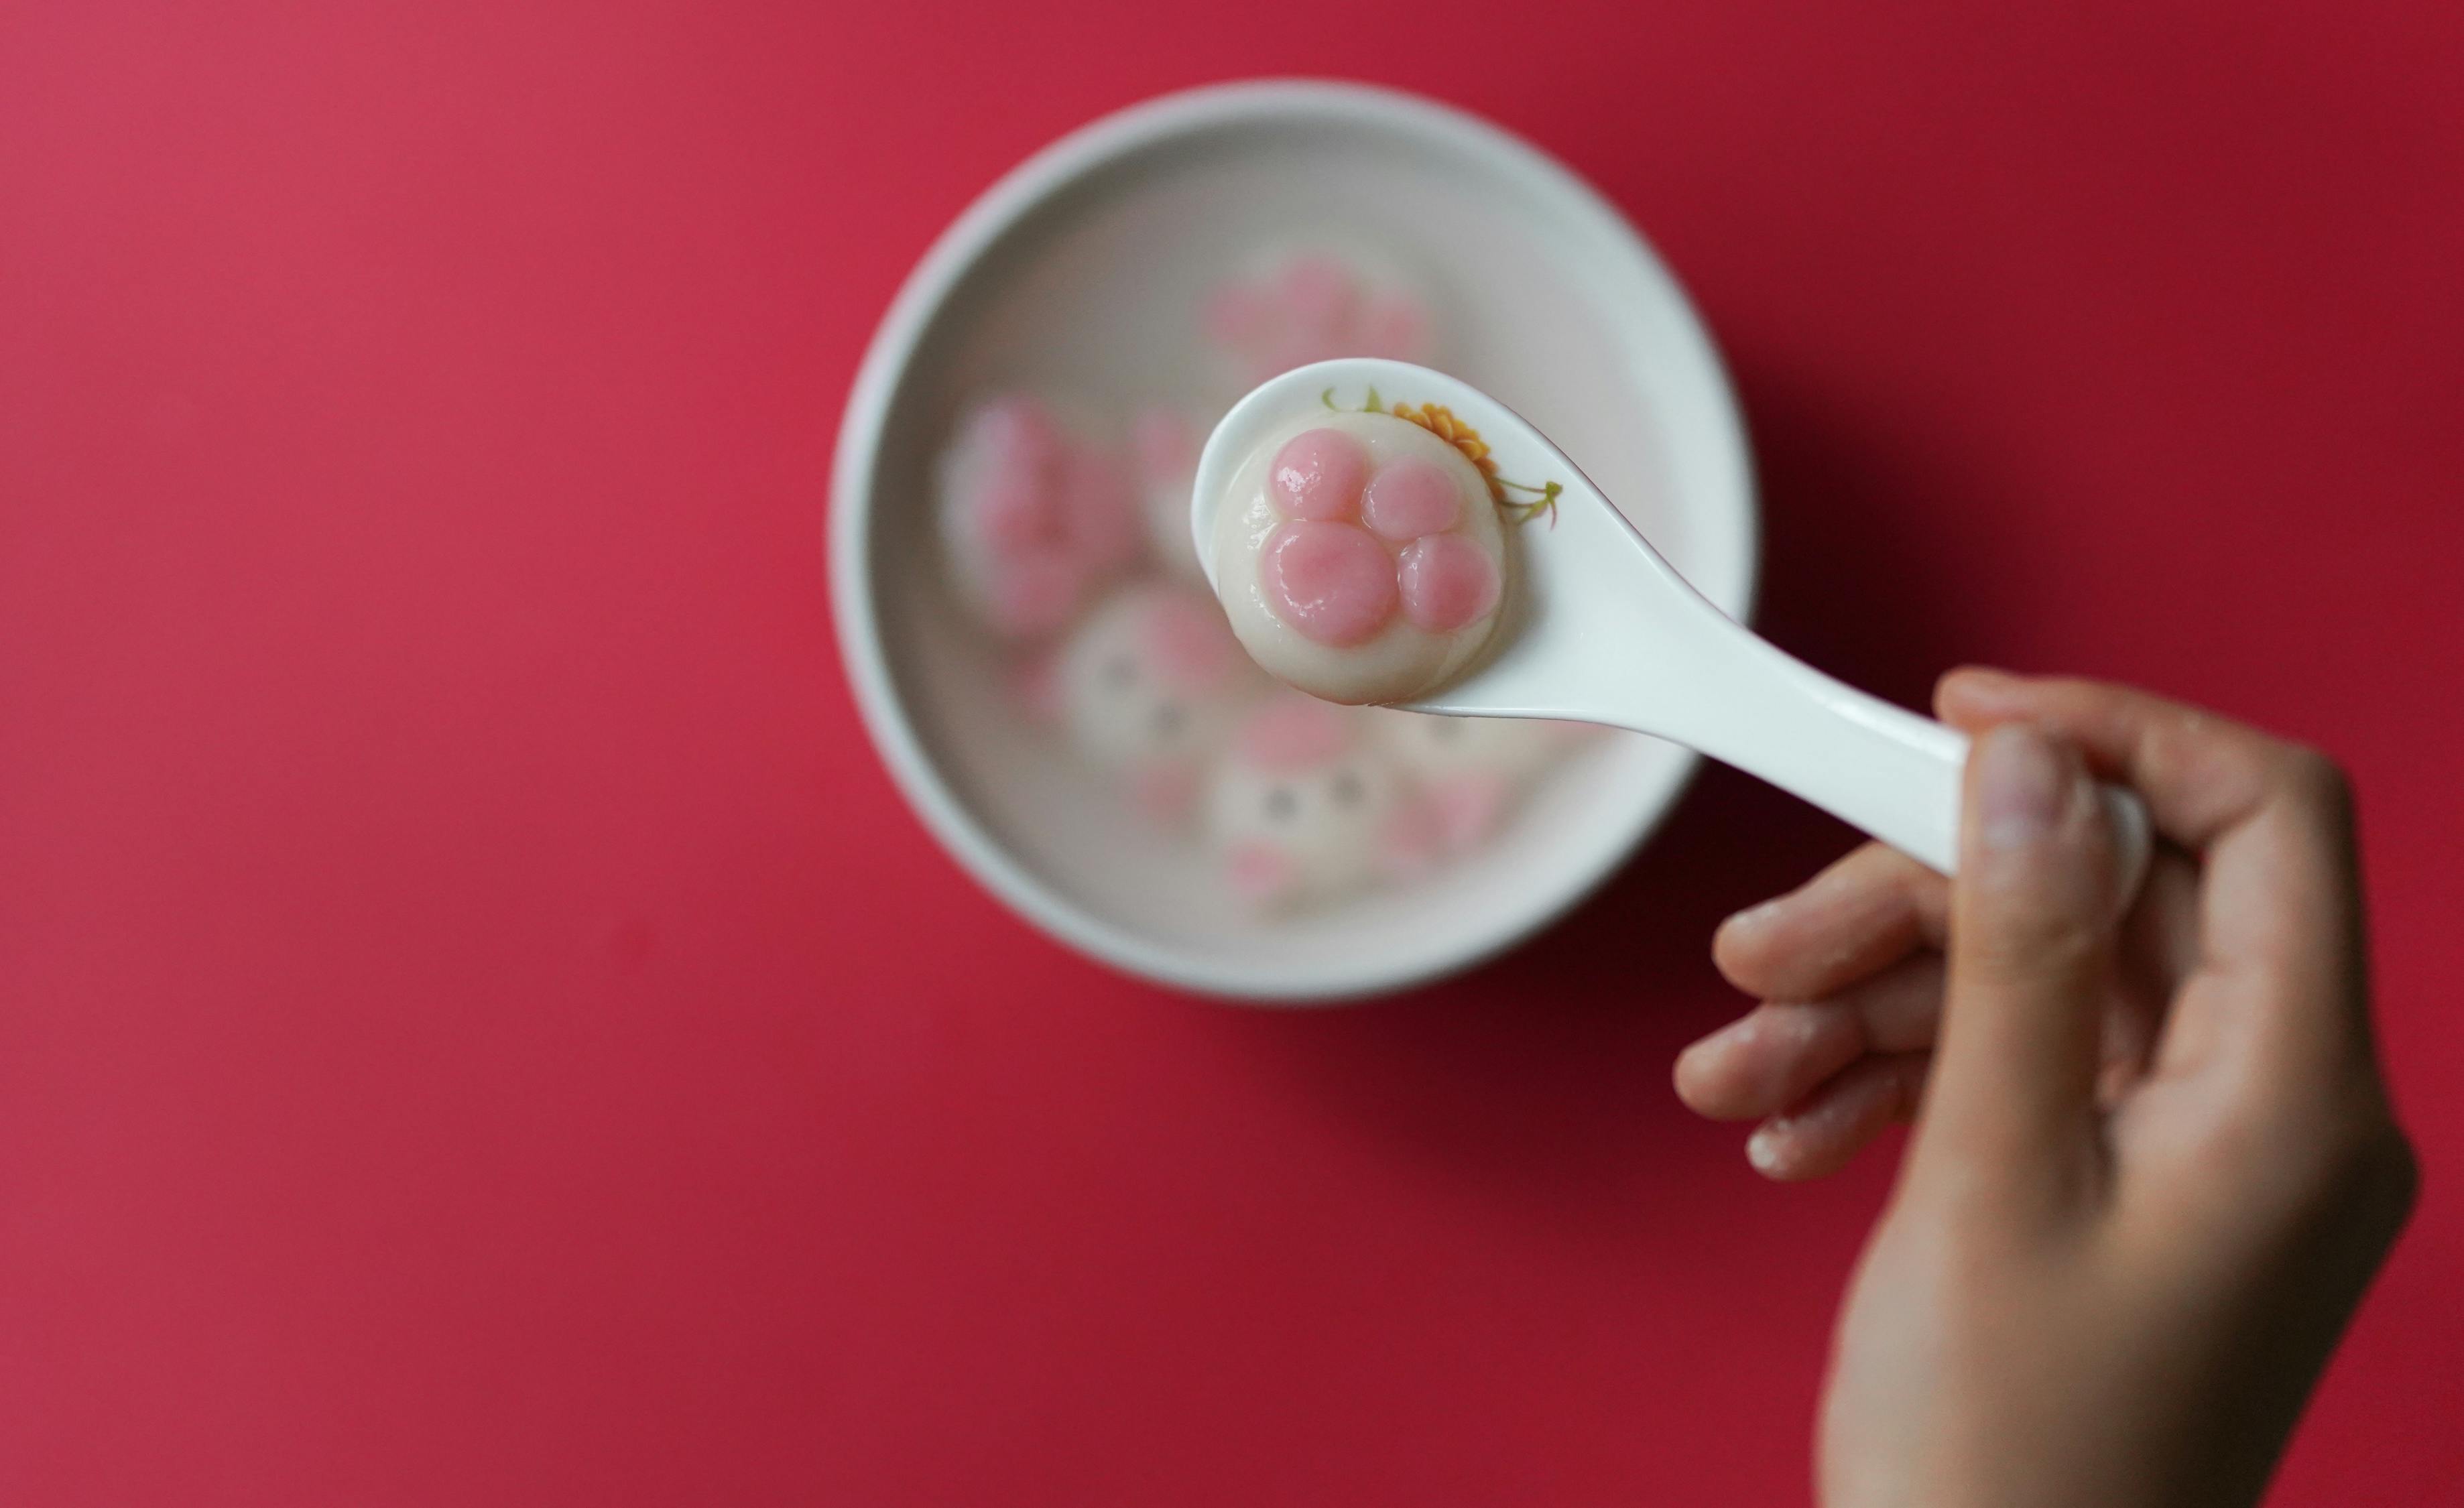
xmin=1674 ymin=669 xmax=2416 ymax=1508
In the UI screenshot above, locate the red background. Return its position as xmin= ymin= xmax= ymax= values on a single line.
xmin=5 ymin=2 xmax=2461 ymax=1503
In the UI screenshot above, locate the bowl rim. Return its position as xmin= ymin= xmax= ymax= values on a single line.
xmin=828 ymin=77 xmax=1760 ymax=1003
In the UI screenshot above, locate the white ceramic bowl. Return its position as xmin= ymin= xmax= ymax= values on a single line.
xmin=830 ymin=80 xmax=1758 ymax=1003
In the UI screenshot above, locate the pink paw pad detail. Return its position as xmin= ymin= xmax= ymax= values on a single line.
xmin=1205 ymin=253 xmax=1432 ymax=385
xmin=1257 ymin=429 xmax=1499 ymax=648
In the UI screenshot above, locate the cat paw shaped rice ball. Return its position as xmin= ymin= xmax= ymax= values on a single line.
xmin=1206 ymin=694 xmax=1416 ymax=912
xmin=935 ymin=394 xmax=1141 ymax=640
xmin=1204 ymin=247 xmax=1432 ymax=387
xmin=1209 ymin=410 xmax=1507 ymax=706
xmin=1372 ymin=710 xmax=1579 ymax=854
xmin=1045 ymin=582 xmax=1264 ymax=825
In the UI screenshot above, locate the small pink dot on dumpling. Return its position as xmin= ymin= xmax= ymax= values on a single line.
xmin=1270 ymin=428 xmax=1371 ymax=521
xmin=1205 ymin=284 xmax=1271 ymax=344
xmin=988 ymin=554 xmax=1084 ymax=638
xmin=1237 ymin=694 xmax=1353 ymax=770
xmin=1261 ymin=520 xmax=1398 ymax=647
xmin=1361 ymin=297 xmax=1431 ymax=361
xmin=1057 ymin=450 xmax=1140 ymax=572
xmin=1360 ymin=458 xmax=1461 ymax=541
xmin=1227 ymin=840 xmax=1295 ymax=903
xmin=973 ymin=396 xmax=1061 ymax=464
xmin=973 ymin=472 xmax=1059 ymax=552
xmin=1142 ymin=592 xmax=1242 ymax=694
xmin=1397 ymin=533 xmax=1501 ymax=633
xmin=1278 ymin=254 xmax=1357 ymax=327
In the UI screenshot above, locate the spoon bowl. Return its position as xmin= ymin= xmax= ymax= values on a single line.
xmin=1196 ymin=357 xmax=2151 ymax=886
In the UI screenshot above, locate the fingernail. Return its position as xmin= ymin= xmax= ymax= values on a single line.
xmin=1694 ymin=1012 xmax=1761 ymax=1056
xmin=1941 ymin=668 xmax=2040 ymax=731
xmin=1674 ymin=1017 xmax=1748 ymax=1088
xmin=1746 ymin=1123 xmax=1785 ymax=1174
xmin=1974 ymin=724 xmax=2066 ymax=850
xmin=1719 ymin=897 xmax=1784 ymax=942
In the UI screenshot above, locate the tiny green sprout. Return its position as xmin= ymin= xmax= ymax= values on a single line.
xmin=1496 ymin=478 xmax=1562 ymax=529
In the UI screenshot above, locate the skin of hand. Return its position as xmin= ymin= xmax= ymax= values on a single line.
xmin=1673 ymin=668 xmax=2417 ymax=1508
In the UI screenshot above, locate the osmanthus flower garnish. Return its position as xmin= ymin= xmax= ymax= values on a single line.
xmin=1322 ymin=387 xmax=1563 ymax=527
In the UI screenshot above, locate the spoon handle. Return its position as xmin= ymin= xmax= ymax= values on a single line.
xmin=1656 ymin=629 xmax=2152 ymax=892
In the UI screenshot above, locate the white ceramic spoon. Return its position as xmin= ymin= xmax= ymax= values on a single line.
xmin=1193 ymin=357 xmax=2150 ymax=887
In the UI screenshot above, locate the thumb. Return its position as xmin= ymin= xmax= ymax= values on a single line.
xmin=1916 ymin=722 xmax=2124 ymax=1197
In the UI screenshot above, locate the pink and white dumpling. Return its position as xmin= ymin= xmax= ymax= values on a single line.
xmin=1371 ymin=710 xmax=1575 ymax=855
xmin=934 ymin=394 xmax=1141 ymax=641
xmin=1130 ymin=405 xmax=1212 ymax=582
xmin=1209 ymin=412 xmax=1507 ymax=706
xmin=1047 ymin=582 xmax=1264 ymax=826
xmin=1205 ymin=694 xmax=1416 ymax=912
xmin=1203 ymin=245 xmax=1433 ymax=387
